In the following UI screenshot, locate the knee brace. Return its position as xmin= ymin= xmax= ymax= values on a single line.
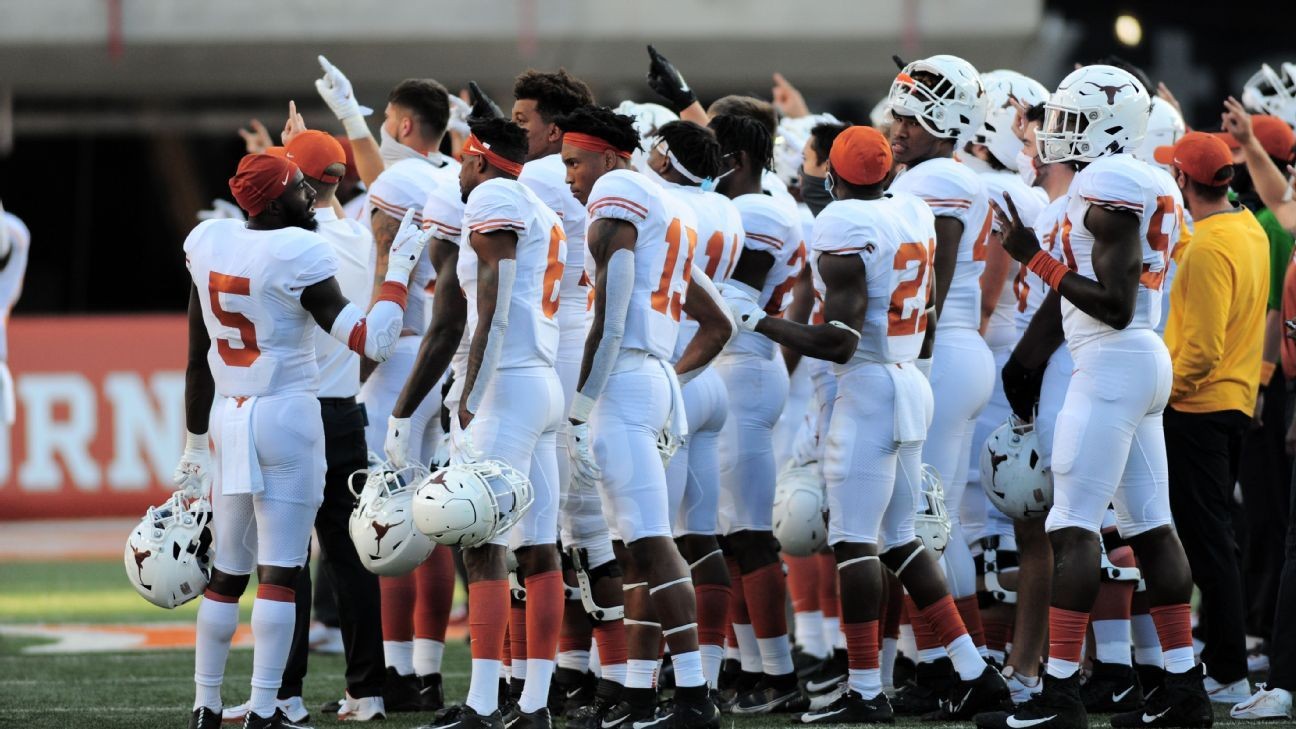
xmin=1099 ymin=540 xmax=1141 ymax=583
xmin=568 ymin=546 xmax=624 ymax=622
xmin=976 ymin=536 xmax=1019 ymax=605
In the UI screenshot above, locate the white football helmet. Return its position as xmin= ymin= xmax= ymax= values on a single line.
xmin=1242 ymin=62 xmax=1296 ymax=127
xmin=124 ymin=491 xmax=214 ymax=609
xmin=772 ymin=464 xmax=828 ymax=557
xmin=614 ymin=100 xmax=679 ymax=173
xmin=413 ymin=459 xmax=533 ymax=548
xmin=975 ymin=70 xmax=1049 ymax=170
xmin=1132 ymin=97 xmax=1187 ymax=172
xmin=888 ymin=54 xmax=987 ymax=142
xmin=914 ymin=464 xmax=951 ymax=553
xmin=774 ymin=113 xmax=841 ymax=188
xmin=349 ymin=462 xmax=436 ymax=576
xmin=1037 ymin=65 xmax=1150 ymax=164
xmin=979 ymin=418 xmax=1052 ymax=520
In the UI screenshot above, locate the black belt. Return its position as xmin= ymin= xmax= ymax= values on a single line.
xmin=318 ymin=396 xmax=358 ymax=407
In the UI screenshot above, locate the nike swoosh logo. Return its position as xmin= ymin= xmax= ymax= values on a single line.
xmin=802 ymin=708 xmax=845 ymax=722
xmin=806 ymin=676 xmax=844 ymax=692
xmin=566 ymin=689 xmax=583 ymax=699
xmin=631 ymin=714 xmax=670 ymax=729
xmin=1112 ymin=685 xmax=1135 ymax=702
xmin=282 ymin=169 xmax=292 ymax=185
xmin=948 ymin=688 xmax=974 ymax=713
xmin=438 ymin=723 xmax=461 ymax=729
xmin=1006 ymin=716 xmax=1057 ymax=728
xmin=601 ymin=718 xmax=625 ymax=729
xmin=505 ymin=717 xmax=520 ymax=728
xmin=1142 ymin=707 xmax=1172 ymax=723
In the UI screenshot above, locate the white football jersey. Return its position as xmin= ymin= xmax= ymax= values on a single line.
xmin=311 ymin=207 xmax=374 ymax=398
xmin=1148 ymin=166 xmax=1189 ymax=337
xmin=184 ymin=220 xmax=338 ymax=397
xmin=660 ymin=181 xmax=745 ymax=362
xmin=0 ymin=212 xmax=31 ymax=362
xmin=1013 ymin=192 xmax=1072 ymax=336
xmin=1060 ymin=154 xmax=1177 ymax=347
xmin=810 ymin=194 xmax=936 ymax=366
xmin=584 ymin=169 xmax=697 ymax=362
xmin=520 ymin=153 xmax=588 ymax=310
xmin=456 ymin=178 xmax=566 ymax=369
xmin=420 ymin=186 xmax=470 ymax=385
xmin=367 ymin=155 xmax=461 ymax=335
xmin=729 ymin=193 xmax=807 ymax=359
xmin=981 ymin=170 xmax=1047 ymax=349
xmin=888 ymin=157 xmax=992 ymax=331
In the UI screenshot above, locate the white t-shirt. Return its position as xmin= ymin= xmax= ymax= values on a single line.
xmin=0 ymin=212 xmax=31 ymax=362
xmin=311 ymin=206 xmax=374 ymax=398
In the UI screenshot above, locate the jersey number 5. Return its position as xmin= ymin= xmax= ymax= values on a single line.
xmin=887 ymin=241 xmax=933 ymax=336
xmin=208 ymin=272 xmax=260 ymax=367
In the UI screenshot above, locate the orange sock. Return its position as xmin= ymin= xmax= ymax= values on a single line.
xmin=593 ymin=618 xmax=628 ymax=668
xmin=918 ymin=595 xmax=969 ymax=647
xmin=843 ymin=620 xmax=880 ymax=670
xmin=509 ymin=599 xmax=527 ymax=672
xmin=415 ymin=548 xmax=455 ymax=642
xmin=695 ymin=583 xmax=731 ymax=648
xmin=905 ymin=595 xmax=943 ymax=652
xmin=955 ymin=595 xmax=986 ymax=648
xmin=524 ymin=570 xmax=565 ymax=662
xmin=785 ymin=554 xmax=820 ymax=613
xmin=380 ymin=573 xmax=415 ymax=641
xmin=744 ymin=562 xmax=789 ymax=639
xmin=1048 ymin=606 xmax=1089 ymax=664
xmin=469 ymin=579 xmax=510 ymax=660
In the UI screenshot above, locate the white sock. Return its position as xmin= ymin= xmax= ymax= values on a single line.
xmin=733 ymin=623 xmax=762 ymax=673
xmin=601 ymin=661 xmax=626 ymax=686
xmin=880 ymin=637 xmax=898 ymax=691
xmin=467 ymin=658 xmax=502 ymax=714
xmin=1163 ymin=646 xmax=1195 ymax=674
xmin=589 ymin=641 xmax=602 ymax=678
xmin=757 ymin=635 xmax=796 ymax=676
xmin=795 ymin=610 xmax=828 ymax=658
xmin=823 ymin=617 xmax=843 ymax=651
xmin=414 ymin=638 xmax=445 ymax=676
xmin=194 ymin=596 xmax=239 ymax=711
xmin=1131 ymin=614 xmax=1163 ymax=667
xmin=384 ymin=640 xmax=414 ymax=675
xmin=946 ymin=634 xmax=986 ymax=681
xmin=626 ymin=659 xmax=656 ymax=689
xmin=519 ymin=658 xmax=555 ymax=713
xmin=848 ymin=667 xmax=883 ymax=700
xmin=249 ymin=595 xmax=296 ymax=718
xmin=700 ymin=644 xmax=724 ymax=689
xmin=918 ymin=647 xmax=947 ymax=663
xmin=512 ymin=657 xmax=528 ymax=681
xmin=670 ymin=650 xmax=705 ymax=688
xmin=1046 ymin=656 xmax=1080 ymax=679
xmin=898 ymin=623 xmax=916 ymax=661
xmin=1092 ymin=620 xmax=1132 ymax=666
xmin=988 ymin=648 xmax=1006 ymax=664
xmin=557 ymin=649 xmax=590 ymax=672
xmin=725 ymin=644 xmax=741 ymax=662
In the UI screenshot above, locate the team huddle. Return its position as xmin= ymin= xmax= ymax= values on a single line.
xmin=115 ymin=43 xmax=1275 ymax=729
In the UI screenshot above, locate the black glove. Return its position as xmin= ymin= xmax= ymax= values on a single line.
xmin=1001 ymin=353 xmax=1045 ymax=421
xmin=467 ymin=81 xmax=504 ymax=120
xmin=646 ymin=44 xmax=698 ymax=113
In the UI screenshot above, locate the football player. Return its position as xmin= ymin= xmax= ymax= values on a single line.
xmin=725 ymin=125 xmax=1009 ymax=723
xmin=976 ymin=65 xmax=1210 ymax=729
xmin=707 ymin=111 xmax=807 ymax=714
xmin=556 ymin=105 xmax=733 ymax=729
xmin=0 ymin=198 xmax=28 ymax=477
xmin=885 ymin=54 xmax=995 ymax=712
xmin=178 ymin=152 xmax=427 ymax=729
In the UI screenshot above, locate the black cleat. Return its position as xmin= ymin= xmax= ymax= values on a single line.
xmin=972 ymin=672 xmax=1087 ymax=729
xmin=933 ymin=664 xmax=1012 ymax=719
xmin=893 ymin=652 xmax=917 ymax=689
xmin=891 ymin=658 xmax=953 ymax=716
xmin=504 ymin=707 xmax=552 ymax=729
xmin=799 ymin=689 xmax=895 ymax=724
xmin=595 ymin=689 xmax=658 ymax=729
xmin=1080 ymin=659 xmax=1144 ymax=713
xmin=1110 ymin=664 xmax=1213 ymax=728
xmin=1136 ymin=663 xmax=1166 ymax=703
xmin=554 ymin=668 xmax=596 ymax=717
xmin=632 ymin=687 xmax=720 ymax=729
xmin=717 ymin=671 xmax=762 ymax=712
xmin=384 ymin=666 xmax=424 ymax=713
xmin=242 ymin=710 xmax=313 ymax=729
xmin=803 ymin=649 xmax=848 ymax=695
xmin=717 ymin=658 xmax=742 ymax=693
xmin=420 ymin=672 xmax=446 ymax=711
xmin=730 ymin=674 xmax=808 ymax=714
xmin=418 ymin=704 xmax=507 ymax=729
xmin=794 ymin=647 xmax=828 ymax=678
xmin=567 ymin=678 xmax=625 ymax=729
xmin=190 ymin=706 xmax=222 ymax=729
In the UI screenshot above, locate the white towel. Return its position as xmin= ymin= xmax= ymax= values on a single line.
xmin=219 ymin=395 xmax=264 ymax=495
xmin=887 ymin=361 xmax=933 ymax=444
xmin=659 ymin=358 xmax=689 ymax=442
xmin=0 ymin=362 xmax=14 ymax=426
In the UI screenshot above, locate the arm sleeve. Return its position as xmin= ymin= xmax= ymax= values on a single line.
xmin=574 ymin=248 xmax=635 ymax=409
xmin=464 ymin=181 xmax=527 ymax=234
xmin=586 ymin=173 xmax=650 ymax=232
xmin=368 ymin=168 xmax=426 ymax=224
xmin=422 ymin=186 xmax=466 ymax=244
xmin=1169 ymin=246 xmax=1230 ymax=401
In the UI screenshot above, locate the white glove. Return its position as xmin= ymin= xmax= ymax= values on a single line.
xmin=385 ymin=415 xmax=412 ymax=468
xmin=196 ymin=198 xmax=245 ymax=222
xmin=385 ymin=208 xmax=432 ymax=284
xmin=720 ymin=283 xmax=766 ymax=332
xmin=0 ymin=199 xmax=9 ymax=260
xmin=173 ymin=431 xmax=212 ymax=500
xmin=450 ymin=415 xmax=483 ymax=464
xmin=567 ymin=421 xmax=601 ymax=484
xmin=314 ymin=55 xmax=373 ymax=138
xmin=656 ymin=426 xmax=683 ymax=469
xmin=447 ymin=93 xmax=471 ymax=137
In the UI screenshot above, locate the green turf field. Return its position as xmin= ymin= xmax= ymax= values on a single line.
xmin=0 ymin=560 xmax=1252 ymax=728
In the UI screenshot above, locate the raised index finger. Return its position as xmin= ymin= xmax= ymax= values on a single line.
xmin=1002 ymin=192 xmax=1023 ymax=226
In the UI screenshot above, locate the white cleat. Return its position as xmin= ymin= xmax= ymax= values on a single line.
xmin=1003 ymin=671 xmax=1042 ymax=706
xmin=308 ymin=623 xmax=345 ymax=655
xmin=1231 ymin=686 xmax=1293 ymax=720
xmin=1204 ymin=674 xmax=1252 ymax=704
xmin=221 ymin=697 xmax=310 ymax=724
xmin=337 ymin=694 xmax=387 ymax=722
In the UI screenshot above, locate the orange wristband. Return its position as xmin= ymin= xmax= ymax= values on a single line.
xmin=377 ymin=281 xmax=409 ymax=310
xmin=1028 ymin=250 xmax=1069 ymax=290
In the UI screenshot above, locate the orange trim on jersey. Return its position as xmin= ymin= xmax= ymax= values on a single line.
xmin=347 ymin=318 xmax=368 ymax=356
xmin=422 ymin=217 xmax=462 ymax=234
xmin=589 ymin=195 xmax=648 ymax=216
xmin=921 ymin=197 xmax=972 ymax=209
xmin=589 ymin=201 xmax=648 ymax=221
xmin=1082 ymin=195 xmax=1144 ymax=213
xmin=378 ymin=281 xmax=409 ymax=309
xmin=369 ymin=194 xmax=424 ymax=223
xmin=564 ymin=132 xmax=633 ymax=159
xmin=746 ymin=232 xmax=785 ymax=250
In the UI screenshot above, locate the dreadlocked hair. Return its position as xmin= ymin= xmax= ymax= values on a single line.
xmin=467 ymin=117 xmax=529 ymax=166
xmin=513 ymin=68 xmax=595 ymax=122
xmin=553 ymin=105 xmax=640 ymax=155
xmin=709 ymin=113 xmax=773 ymax=172
xmin=655 ymin=121 xmax=723 ymax=180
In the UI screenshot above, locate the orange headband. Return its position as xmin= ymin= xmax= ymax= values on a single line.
xmin=462 ymin=134 xmax=524 ymax=177
xmin=563 ymin=132 xmax=633 ymax=159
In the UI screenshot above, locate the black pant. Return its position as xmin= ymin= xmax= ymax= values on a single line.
xmin=1240 ymin=374 xmax=1292 ymax=638
xmin=1165 ymin=406 xmax=1251 ymax=684
xmin=281 ymin=397 xmax=384 ymax=699
xmin=1268 ymin=387 xmax=1296 ymax=690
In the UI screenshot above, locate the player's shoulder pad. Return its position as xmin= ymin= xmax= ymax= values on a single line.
xmin=421 ymin=183 xmax=465 ymax=243
xmin=369 ymin=159 xmax=438 ymax=221
xmin=734 ymin=193 xmax=798 ymax=253
xmin=587 ymin=169 xmax=656 ymax=226
xmin=267 ymin=228 xmax=339 ymax=288
xmin=1076 ymin=155 xmax=1154 ymax=216
xmin=811 ymin=200 xmax=888 ymax=256
xmin=465 ymin=178 xmax=528 ymax=234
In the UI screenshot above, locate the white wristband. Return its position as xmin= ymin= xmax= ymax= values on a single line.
xmin=342 ymin=115 xmax=371 ymax=140
xmin=184 ymin=431 xmax=208 ymax=452
xmin=570 ymin=392 xmax=595 ymax=423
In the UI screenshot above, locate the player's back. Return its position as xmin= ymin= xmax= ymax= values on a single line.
xmin=184 ymin=219 xmax=337 ymax=397
xmin=520 ymin=153 xmax=588 ymax=303
xmin=662 ymin=182 xmax=744 ymax=361
xmin=585 ymin=169 xmax=695 ymax=362
xmin=729 ymin=192 xmax=806 ymax=359
xmin=457 ymin=178 xmax=566 ymax=368
xmin=1061 ymin=154 xmax=1175 ymax=347
xmin=888 ymin=156 xmax=991 ymax=330
xmin=811 ymin=193 xmax=936 ymax=366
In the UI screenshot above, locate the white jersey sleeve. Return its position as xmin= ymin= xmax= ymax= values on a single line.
xmin=422 ymin=188 xmax=466 ymax=245
xmin=729 ymin=194 xmax=806 ymax=358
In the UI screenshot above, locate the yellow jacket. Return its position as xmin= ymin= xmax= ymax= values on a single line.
xmin=1165 ymin=206 xmax=1269 ymax=415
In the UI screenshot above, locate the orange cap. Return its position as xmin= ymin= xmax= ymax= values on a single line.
xmin=1211 ymin=115 xmax=1295 ymax=162
xmin=267 ymin=131 xmax=346 ymax=184
xmin=1154 ymin=131 xmax=1234 ymax=187
xmin=228 ymin=153 xmax=300 ymax=216
xmin=829 ymin=125 xmax=892 ymax=186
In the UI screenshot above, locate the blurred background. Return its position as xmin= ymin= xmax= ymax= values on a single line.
xmin=0 ymin=0 xmax=1290 ymax=522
